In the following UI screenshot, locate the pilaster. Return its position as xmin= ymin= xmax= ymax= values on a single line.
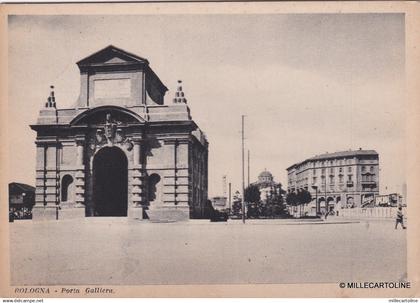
xmin=161 ymin=138 xmax=190 ymax=208
xmin=33 ymin=139 xmax=61 ymax=220
xmin=74 ymin=136 xmax=86 ymax=206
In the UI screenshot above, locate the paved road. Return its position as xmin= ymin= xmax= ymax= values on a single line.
xmin=9 ymin=218 xmax=407 ymax=285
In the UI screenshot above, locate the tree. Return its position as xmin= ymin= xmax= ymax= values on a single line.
xmin=244 ymin=184 xmax=261 ymax=204
xmin=296 ymin=189 xmax=312 ymax=217
xmin=286 ymin=190 xmax=298 ymax=216
xmin=266 ymin=184 xmax=287 ymax=218
xmin=301 ymin=189 xmax=312 ymax=208
xmin=231 ymin=191 xmax=242 ymax=218
xmin=245 ymin=184 xmax=261 ymax=218
xmin=296 ymin=189 xmax=304 ymax=217
xmin=286 ymin=190 xmax=296 ymax=206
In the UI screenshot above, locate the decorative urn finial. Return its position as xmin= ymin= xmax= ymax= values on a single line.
xmin=45 ymin=85 xmax=56 ymax=108
xmin=173 ymin=80 xmax=187 ymax=104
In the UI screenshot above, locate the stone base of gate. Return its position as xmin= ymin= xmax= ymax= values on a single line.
xmin=32 ymin=206 xmax=57 ymax=221
xmin=128 ymin=207 xmax=144 ymax=220
xmin=146 ymin=206 xmax=190 ymax=222
xmin=59 ymin=204 xmax=86 ymax=220
xmin=32 ymin=204 xmax=86 ymax=221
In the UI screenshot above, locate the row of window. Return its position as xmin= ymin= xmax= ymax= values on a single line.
xmin=295 ymin=158 xmax=377 ymax=172
xmin=296 ymin=173 xmax=377 ymax=186
xmin=290 ymin=166 xmax=376 ymax=184
xmin=295 ymin=159 xmax=377 ymax=172
xmin=312 ymin=165 xmax=375 ymax=175
xmin=313 ymin=175 xmax=353 ymax=184
xmin=361 ymin=174 xmax=376 ymax=182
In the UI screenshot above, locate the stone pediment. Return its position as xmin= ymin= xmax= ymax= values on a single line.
xmin=104 ymin=57 xmax=129 ymax=64
xmin=77 ymin=45 xmax=149 ymax=67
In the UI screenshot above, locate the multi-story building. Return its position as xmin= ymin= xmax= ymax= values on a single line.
xmin=9 ymin=182 xmax=35 ymax=220
xmin=30 ymin=45 xmax=208 ymax=221
xmin=286 ymin=149 xmax=379 ymax=213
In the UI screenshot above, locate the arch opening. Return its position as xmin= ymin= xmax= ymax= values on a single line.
xmin=93 ymin=147 xmax=128 ymax=216
xmin=61 ymin=175 xmax=74 ymax=202
xmin=148 ymin=173 xmax=161 ymax=204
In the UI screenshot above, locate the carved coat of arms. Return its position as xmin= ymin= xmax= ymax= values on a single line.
xmin=90 ymin=113 xmax=133 ymax=151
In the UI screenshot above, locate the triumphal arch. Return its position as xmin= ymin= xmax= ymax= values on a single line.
xmin=30 ymin=45 xmax=208 ymax=221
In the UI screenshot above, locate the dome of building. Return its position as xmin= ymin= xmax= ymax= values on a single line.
xmin=258 ymin=170 xmax=273 ymax=183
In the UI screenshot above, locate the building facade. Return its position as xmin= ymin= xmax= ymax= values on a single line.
xmin=30 ymin=45 xmax=208 ymax=221
xmin=286 ymin=149 xmax=379 ymax=212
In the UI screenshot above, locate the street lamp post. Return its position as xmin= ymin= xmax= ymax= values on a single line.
xmin=228 ymin=182 xmax=232 ymax=217
xmin=312 ymin=185 xmax=318 ymax=216
xmin=241 ymin=115 xmax=246 ymax=224
xmin=325 ymin=180 xmax=328 ymax=214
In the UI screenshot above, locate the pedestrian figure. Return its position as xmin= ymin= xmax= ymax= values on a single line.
xmin=324 ymin=211 xmax=329 ymax=220
xmin=395 ymin=206 xmax=406 ymax=229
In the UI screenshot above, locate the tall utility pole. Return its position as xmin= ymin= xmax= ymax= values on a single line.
xmin=247 ymin=150 xmax=250 ymax=187
xmin=241 ymin=115 xmax=246 ymax=223
xmin=222 ymin=175 xmax=227 ymax=197
xmin=228 ymin=182 xmax=232 ymax=214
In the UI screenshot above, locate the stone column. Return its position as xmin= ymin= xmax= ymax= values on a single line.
xmin=76 ymin=141 xmax=84 ymax=166
xmin=128 ymin=137 xmax=145 ymax=219
xmin=133 ymin=141 xmax=140 ymax=166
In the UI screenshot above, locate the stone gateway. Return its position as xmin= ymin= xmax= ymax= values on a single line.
xmin=30 ymin=45 xmax=209 ymax=221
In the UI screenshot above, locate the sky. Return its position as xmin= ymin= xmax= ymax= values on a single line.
xmin=8 ymin=13 xmax=405 ymax=197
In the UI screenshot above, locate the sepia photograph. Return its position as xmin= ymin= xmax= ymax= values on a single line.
xmin=0 ymin=1 xmax=419 ymax=299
